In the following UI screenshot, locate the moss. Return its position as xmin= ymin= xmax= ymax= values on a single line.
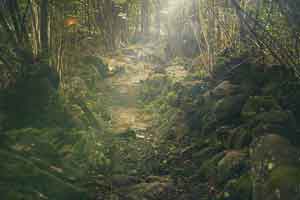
xmin=257 ymin=165 xmax=300 ymax=200
xmin=82 ymin=55 xmax=109 ymax=78
xmin=197 ymin=152 xmax=225 ymax=180
xmin=242 ymin=96 xmax=281 ymax=119
xmin=251 ymin=110 xmax=295 ymax=136
xmin=193 ymin=146 xmax=222 ymax=165
xmin=268 ymin=166 xmax=300 ymax=189
xmin=217 ymin=151 xmax=249 ymax=183
xmin=255 ymin=110 xmax=289 ymax=124
xmin=251 ymin=134 xmax=300 ymax=169
xmin=214 ymin=95 xmax=246 ymax=121
xmin=0 ymin=150 xmax=88 ymax=200
xmin=222 ymin=127 xmax=252 ymax=149
xmin=225 ymin=174 xmax=252 ymax=200
xmin=234 ymin=128 xmax=252 ymax=149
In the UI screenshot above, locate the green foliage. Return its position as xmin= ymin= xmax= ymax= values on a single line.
xmin=1 ymin=0 xmax=300 ymax=199
xmin=0 ymin=127 xmax=95 ymax=199
xmin=268 ymin=166 xmax=300 ymax=189
xmin=224 ymin=174 xmax=252 ymax=200
xmin=81 ymin=56 xmax=109 ymax=79
xmin=242 ymin=96 xmax=281 ymax=119
xmin=0 ymin=150 xmax=88 ymax=200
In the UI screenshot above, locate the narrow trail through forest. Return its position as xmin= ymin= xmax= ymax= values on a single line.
xmin=103 ymin=44 xmax=189 ymax=135
xmin=103 ymin=46 xmax=155 ymax=134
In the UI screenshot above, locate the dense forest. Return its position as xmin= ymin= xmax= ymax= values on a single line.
xmin=1 ymin=0 xmax=300 ymax=199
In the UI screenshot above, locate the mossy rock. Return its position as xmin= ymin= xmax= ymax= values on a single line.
xmin=251 ymin=134 xmax=300 ymax=168
xmin=217 ymin=151 xmax=249 ymax=183
xmin=219 ymin=127 xmax=253 ymax=149
xmin=242 ymin=96 xmax=296 ymax=137
xmin=224 ymin=174 xmax=252 ymax=200
xmin=229 ymin=63 xmax=267 ymax=86
xmin=250 ymin=110 xmax=296 ymax=136
xmin=265 ymin=166 xmax=300 ymax=200
xmin=242 ymin=96 xmax=281 ymax=119
xmin=214 ymin=95 xmax=247 ymax=121
xmin=254 ymin=110 xmax=290 ymax=124
xmin=254 ymin=165 xmax=300 ymax=200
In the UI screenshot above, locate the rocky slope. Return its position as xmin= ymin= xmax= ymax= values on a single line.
xmin=123 ymin=58 xmax=300 ymax=200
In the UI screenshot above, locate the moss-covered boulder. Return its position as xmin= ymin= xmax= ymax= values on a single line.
xmin=252 ymin=134 xmax=300 ymax=169
xmin=217 ymin=151 xmax=249 ymax=183
xmin=216 ymin=126 xmax=253 ymax=149
xmin=252 ymin=165 xmax=300 ymax=200
xmin=266 ymin=166 xmax=300 ymax=200
xmin=251 ymin=110 xmax=295 ymax=136
xmin=214 ymin=95 xmax=247 ymax=121
xmin=242 ymin=96 xmax=296 ymax=136
xmin=242 ymin=96 xmax=281 ymax=119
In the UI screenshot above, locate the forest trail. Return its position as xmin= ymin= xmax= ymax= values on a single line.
xmin=103 ymin=45 xmax=156 ymax=134
xmin=103 ymin=44 xmax=189 ymax=134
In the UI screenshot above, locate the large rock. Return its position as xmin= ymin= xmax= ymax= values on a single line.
xmin=214 ymin=94 xmax=247 ymax=121
xmin=242 ymin=96 xmax=281 ymax=119
xmin=215 ymin=125 xmax=253 ymax=149
xmin=252 ymin=134 xmax=300 ymax=168
xmin=251 ymin=110 xmax=295 ymax=137
xmin=266 ymin=166 xmax=300 ymax=200
xmin=242 ymin=96 xmax=296 ymax=137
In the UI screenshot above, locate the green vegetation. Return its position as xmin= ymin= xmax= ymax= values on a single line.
xmin=1 ymin=0 xmax=300 ymax=199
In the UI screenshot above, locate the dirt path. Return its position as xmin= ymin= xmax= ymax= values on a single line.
xmin=103 ymin=46 xmax=154 ymax=134
xmin=102 ymin=44 xmax=189 ymax=135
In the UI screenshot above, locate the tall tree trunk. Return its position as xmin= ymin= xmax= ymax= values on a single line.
xmin=155 ymin=0 xmax=161 ymax=38
xmin=141 ymin=0 xmax=149 ymax=37
xmin=40 ymin=0 xmax=49 ymax=54
xmin=207 ymin=0 xmax=216 ymax=73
